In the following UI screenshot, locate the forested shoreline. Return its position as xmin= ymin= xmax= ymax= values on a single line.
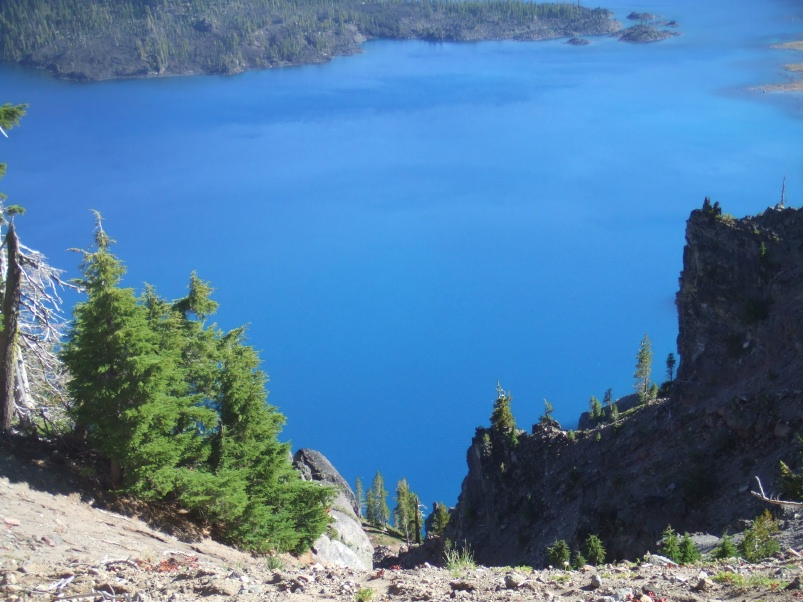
xmin=0 ymin=0 xmax=621 ymax=80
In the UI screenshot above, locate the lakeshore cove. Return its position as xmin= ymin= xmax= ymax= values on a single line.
xmin=2 ymin=0 xmax=803 ymax=511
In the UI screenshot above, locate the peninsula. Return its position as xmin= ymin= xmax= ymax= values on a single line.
xmin=0 ymin=0 xmax=624 ymax=81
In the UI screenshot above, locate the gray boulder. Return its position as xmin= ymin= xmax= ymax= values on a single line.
xmin=293 ymin=448 xmax=373 ymax=570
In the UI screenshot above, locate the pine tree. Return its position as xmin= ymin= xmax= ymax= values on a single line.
xmin=394 ymin=478 xmax=422 ymax=544
xmin=546 ymin=539 xmax=571 ymax=568
xmin=666 ymin=352 xmax=676 ymax=382
xmin=634 ymin=333 xmax=653 ymax=404
xmin=490 ymin=382 xmax=516 ymax=442
xmin=678 ymin=533 xmax=700 ymax=564
xmin=366 ymin=471 xmax=390 ymax=528
xmin=355 ymin=477 xmax=365 ymax=518
xmin=658 ymin=525 xmax=680 ymax=561
xmin=589 ymin=396 xmax=602 ymax=424
xmin=210 ymin=326 xmax=332 ymax=553
xmin=428 ymin=502 xmax=450 ymax=537
xmin=540 ymin=399 xmax=558 ymax=427
xmin=62 ymin=217 xmax=179 ymax=488
xmin=584 ymin=534 xmax=606 ymax=565
xmin=62 ymin=220 xmax=331 ymax=553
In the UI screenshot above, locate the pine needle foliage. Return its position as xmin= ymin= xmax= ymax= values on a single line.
xmin=61 ymin=219 xmax=332 ymax=554
xmin=490 ymin=381 xmax=516 ymax=443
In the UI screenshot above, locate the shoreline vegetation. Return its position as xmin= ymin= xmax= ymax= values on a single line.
xmin=765 ymin=40 xmax=803 ymax=92
xmin=0 ymin=0 xmax=679 ymax=82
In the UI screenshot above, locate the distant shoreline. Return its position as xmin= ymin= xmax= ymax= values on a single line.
xmin=764 ymin=40 xmax=803 ymax=92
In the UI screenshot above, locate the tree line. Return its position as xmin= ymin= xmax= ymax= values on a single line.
xmin=0 ymin=0 xmax=596 ymax=73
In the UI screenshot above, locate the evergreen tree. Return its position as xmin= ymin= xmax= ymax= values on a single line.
xmin=366 ymin=471 xmax=390 ymax=528
xmin=355 ymin=476 xmax=365 ymax=518
xmin=546 ymin=539 xmax=570 ymax=568
xmin=666 ymin=352 xmax=676 ymax=382
xmin=62 ymin=217 xmax=181 ymax=488
xmin=539 ymin=399 xmax=558 ymax=427
xmin=712 ymin=534 xmax=738 ymax=559
xmin=428 ymin=502 xmax=450 ymax=537
xmin=63 ymin=219 xmax=331 ymax=553
xmin=589 ymin=396 xmax=602 ymax=424
xmin=490 ymin=382 xmax=516 ymax=443
xmin=213 ymin=327 xmax=332 ymax=553
xmin=393 ymin=478 xmax=422 ymax=544
xmin=634 ymin=333 xmax=653 ymax=404
xmin=602 ymin=388 xmax=613 ymax=408
xmin=658 ymin=525 xmax=680 ymax=561
xmin=678 ymin=533 xmax=701 ymax=564
xmin=584 ymin=534 xmax=606 ymax=565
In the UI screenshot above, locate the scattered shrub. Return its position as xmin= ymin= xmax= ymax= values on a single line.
xmin=739 ymin=510 xmax=780 ymax=562
xmin=712 ymin=534 xmax=738 ymax=559
xmin=571 ymin=550 xmax=587 ymax=569
xmin=678 ymin=533 xmax=701 ymax=564
xmin=584 ymin=534 xmax=606 ymax=565
xmin=355 ymin=587 xmax=374 ymax=602
xmin=443 ymin=539 xmax=476 ymax=575
xmin=658 ymin=525 xmax=680 ymax=561
xmin=547 ymin=539 xmax=571 ymax=568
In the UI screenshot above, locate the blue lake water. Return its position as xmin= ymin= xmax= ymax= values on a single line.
xmin=2 ymin=0 xmax=803 ymax=511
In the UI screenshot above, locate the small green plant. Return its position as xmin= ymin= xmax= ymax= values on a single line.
xmin=712 ymin=534 xmax=738 ymax=559
xmin=355 ymin=587 xmax=374 ymax=602
xmin=779 ymin=460 xmax=803 ymax=500
xmin=595 ymin=432 xmax=602 ymax=443
xmin=740 ymin=510 xmax=780 ymax=562
xmin=584 ymin=534 xmax=606 ymax=565
xmin=658 ymin=525 xmax=680 ymax=561
xmin=546 ymin=539 xmax=571 ymax=568
xmin=550 ymin=572 xmax=571 ymax=583
xmin=567 ymin=430 xmax=576 ymax=442
xmin=571 ymin=550 xmax=587 ymax=569
xmin=265 ymin=554 xmax=285 ymax=570
xmin=678 ymin=533 xmax=701 ymax=564
xmin=443 ymin=539 xmax=476 ymax=575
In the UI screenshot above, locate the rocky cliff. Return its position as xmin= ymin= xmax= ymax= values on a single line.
xmin=447 ymin=202 xmax=803 ymax=567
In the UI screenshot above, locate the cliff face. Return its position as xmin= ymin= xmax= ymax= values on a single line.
xmin=447 ymin=203 xmax=803 ymax=567
xmin=675 ymin=203 xmax=803 ymax=404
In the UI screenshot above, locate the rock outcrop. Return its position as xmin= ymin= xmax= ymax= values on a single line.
xmin=447 ymin=203 xmax=803 ymax=567
xmin=675 ymin=202 xmax=803 ymax=404
xmin=293 ymin=449 xmax=374 ymax=570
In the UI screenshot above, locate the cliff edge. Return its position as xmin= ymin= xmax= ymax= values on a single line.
xmin=447 ymin=202 xmax=803 ymax=567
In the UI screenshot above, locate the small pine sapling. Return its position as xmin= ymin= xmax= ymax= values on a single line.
xmin=546 ymin=539 xmax=571 ymax=568
xmin=712 ymin=534 xmax=738 ymax=559
xmin=678 ymin=533 xmax=701 ymax=564
xmin=584 ymin=534 xmax=606 ymax=565
xmin=658 ymin=525 xmax=680 ymax=562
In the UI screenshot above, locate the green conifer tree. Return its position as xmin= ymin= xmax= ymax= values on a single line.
xmin=584 ymin=534 xmax=606 ymax=565
xmin=490 ymin=382 xmax=516 ymax=443
xmin=366 ymin=471 xmax=390 ymax=528
xmin=589 ymin=396 xmax=602 ymax=424
xmin=355 ymin=477 xmax=365 ymax=518
xmin=62 ymin=217 xmax=181 ymax=489
xmin=634 ymin=333 xmax=653 ymax=404
xmin=394 ymin=478 xmax=422 ymax=544
xmin=212 ymin=327 xmax=332 ymax=553
xmin=428 ymin=502 xmax=450 ymax=537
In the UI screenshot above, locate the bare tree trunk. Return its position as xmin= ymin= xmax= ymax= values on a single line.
xmin=0 ymin=222 xmax=21 ymax=432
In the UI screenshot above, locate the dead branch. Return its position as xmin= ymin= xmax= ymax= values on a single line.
xmin=750 ymin=476 xmax=803 ymax=508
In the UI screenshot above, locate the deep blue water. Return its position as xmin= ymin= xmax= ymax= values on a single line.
xmin=2 ymin=0 xmax=803 ymax=513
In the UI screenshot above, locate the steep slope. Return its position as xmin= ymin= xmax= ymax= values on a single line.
xmin=447 ymin=202 xmax=803 ymax=567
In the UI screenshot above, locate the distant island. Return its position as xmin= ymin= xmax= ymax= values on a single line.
xmin=0 ymin=0 xmax=661 ymax=81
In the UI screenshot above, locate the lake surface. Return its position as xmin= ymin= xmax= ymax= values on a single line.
xmin=2 ymin=0 xmax=803 ymax=511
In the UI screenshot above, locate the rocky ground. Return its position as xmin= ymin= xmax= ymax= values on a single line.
xmin=3 ymin=445 xmax=803 ymax=602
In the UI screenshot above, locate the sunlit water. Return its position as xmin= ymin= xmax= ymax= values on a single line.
xmin=2 ymin=0 xmax=802 ymax=509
